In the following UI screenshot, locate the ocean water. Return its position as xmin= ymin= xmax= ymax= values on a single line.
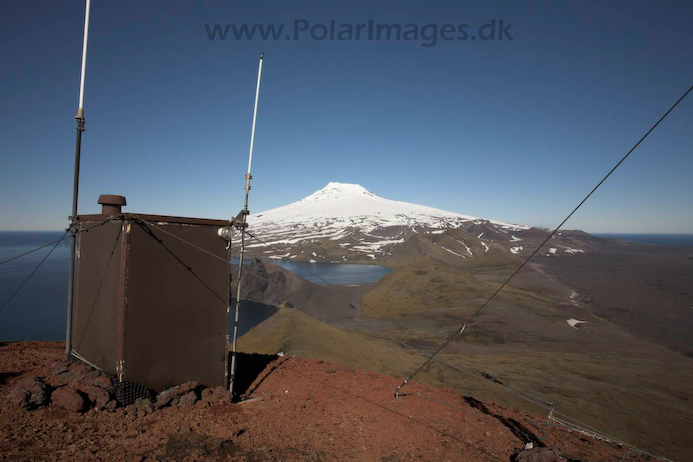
xmin=0 ymin=231 xmax=70 ymax=342
xmin=0 ymin=232 xmax=390 ymax=342
xmin=594 ymin=233 xmax=693 ymax=247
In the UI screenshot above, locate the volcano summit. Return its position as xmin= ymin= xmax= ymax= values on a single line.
xmin=244 ymin=182 xmax=595 ymax=263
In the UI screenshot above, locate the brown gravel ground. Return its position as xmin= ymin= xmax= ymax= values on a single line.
xmin=0 ymin=341 xmax=654 ymax=461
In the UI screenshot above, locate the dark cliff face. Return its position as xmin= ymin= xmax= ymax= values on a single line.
xmin=240 ymin=259 xmax=289 ymax=305
xmin=240 ymin=259 xmax=269 ymax=300
xmin=238 ymin=260 xmax=363 ymax=321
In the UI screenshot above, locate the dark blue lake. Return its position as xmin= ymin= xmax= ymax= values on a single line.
xmin=595 ymin=233 xmax=693 ymax=247
xmin=0 ymin=232 xmax=390 ymax=342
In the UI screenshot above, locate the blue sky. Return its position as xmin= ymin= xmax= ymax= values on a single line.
xmin=1 ymin=0 xmax=691 ymax=233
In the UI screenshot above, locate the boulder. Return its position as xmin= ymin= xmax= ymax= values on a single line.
xmin=54 ymin=369 xmax=89 ymax=387
xmin=78 ymin=370 xmax=103 ymax=386
xmin=68 ymin=361 xmax=90 ymax=373
xmin=85 ymin=386 xmax=111 ymax=409
xmin=178 ymin=391 xmax=198 ymax=406
xmin=91 ymin=374 xmax=113 ymax=389
xmin=52 ymin=387 xmax=87 ymax=413
xmin=122 ymin=399 xmax=154 ymax=418
xmin=48 ymin=360 xmax=113 ymax=390
xmin=134 ymin=397 xmax=155 ymax=415
xmin=155 ymin=381 xmax=199 ymax=408
xmin=50 ymin=362 xmax=69 ymax=376
xmin=6 ymin=376 xmax=51 ymax=410
xmin=104 ymin=399 xmax=118 ymax=412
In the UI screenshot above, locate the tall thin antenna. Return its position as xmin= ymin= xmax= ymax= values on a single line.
xmin=77 ymin=0 xmax=91 ymax=118
xmin=229 ymin=52 xmax=264 ymax=395
xmin=65 ymin=0 xmax=92 ymax=361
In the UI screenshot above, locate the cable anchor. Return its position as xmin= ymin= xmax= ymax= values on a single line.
xmin=394 ymin=376 xmax=412 ymax=399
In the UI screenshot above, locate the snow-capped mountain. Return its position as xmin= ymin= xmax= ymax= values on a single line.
xmin=252 ymin=182 xmax=526 ymax=232
xmin=239 ymin=182 xmax=596 ymax=264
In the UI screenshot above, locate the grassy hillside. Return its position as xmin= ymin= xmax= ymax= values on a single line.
xmin=361 ymin=256 xmax=554 ymax=318
xmin=425 ymin=343 xmax=693 ymax=461
xmin=351 ymin=253 xmax=693 ymax=459
xmin=237 ymin=307 xmax=424 ymax=378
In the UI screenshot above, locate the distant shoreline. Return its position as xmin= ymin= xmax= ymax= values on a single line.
xmin=1 ymin=230 xmax=692 ymax=248
xmin=594 ymin=233 xmax=693 ymax=247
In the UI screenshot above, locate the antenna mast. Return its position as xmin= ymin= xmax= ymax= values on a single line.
xmin=229 ymin=52 xmax=264 ymax=395
xmin=65 ymin=0 xmax=92 ymax=361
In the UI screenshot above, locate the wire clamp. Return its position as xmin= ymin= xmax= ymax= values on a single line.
xmin=75 ymin=116 xmax=86 ymax=132
xmin=231 ymin=210 xmax=249 ymax=229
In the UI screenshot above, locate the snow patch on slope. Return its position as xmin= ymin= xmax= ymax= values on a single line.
xmin=567 ymin=318 xmax=587 ymax=329
xmin=452 ymin=238 xmax=473 ymax=256
xmin=441 ymin=246 xmax=465 ymax=258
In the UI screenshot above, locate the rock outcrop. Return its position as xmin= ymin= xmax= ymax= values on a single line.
xmin=6 ymin=376 xmax=50 ymax=410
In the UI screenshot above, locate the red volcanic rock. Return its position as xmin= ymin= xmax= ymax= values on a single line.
xmin=134 ymin=397 xmax=155 ymax=415
xmin=53 ymin=362 xmax=111 ymax=389
xmin=51 ymin=387 xmax=87 ymax=413
xmin=6 ymin=377 xmax=50 ymax=410
xmin=178 ymin=391 xmax=198 ymax=406
xmin=85 ymin=385 xmax=111 ymax=409
xmin=91 ymin=374 xmax=113 ymax=389
xmin=49 ymin=362 xmax=69 ymax=376
xmin=155 ymin=381 xmax=199 ymax=408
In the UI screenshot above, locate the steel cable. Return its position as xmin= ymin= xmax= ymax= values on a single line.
xmin=397 ymin=83 xmax=693 ymax=393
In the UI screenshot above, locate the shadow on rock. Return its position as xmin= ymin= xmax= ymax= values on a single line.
xmin=0 ymin=371 xmax=21 ymax=387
